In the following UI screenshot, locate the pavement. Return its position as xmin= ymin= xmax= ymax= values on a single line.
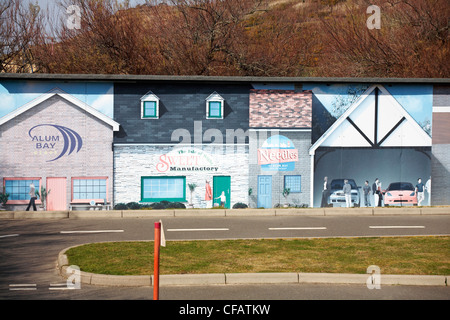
xmin=2 ymin=206 xmax=449 ymax=288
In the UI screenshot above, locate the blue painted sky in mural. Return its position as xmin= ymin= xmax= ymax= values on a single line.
xmin=0 ymin=81 xmax=114 ymax=119
xmin=302 ymin=83 xmax=433 ymax=127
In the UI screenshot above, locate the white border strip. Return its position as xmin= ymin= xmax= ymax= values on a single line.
xmin=369 ymin=226 xmax=425 ymax=229
xmin=269 ymin=227 xmax=327 ymax=230
xmin=167 ymin=228 xmax=229 ymax=232
xmin=0 ymin=234 xmax=19 ymax=238
xmin=432 ymin=106 xmax=450 ymax=113
xmin=60 ymin=230 xmax=124 ymax=234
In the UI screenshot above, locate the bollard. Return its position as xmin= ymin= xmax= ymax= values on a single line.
xmin=153 ymin=222 xmax=161 ymax=300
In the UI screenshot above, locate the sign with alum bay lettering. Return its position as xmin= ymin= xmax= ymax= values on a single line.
xmin=156 ymin=147 xmax=219 ymax=173
xmin=28 ymin=124 xmax=83 ymax=162
xmin=258 ymin=135 xmax=298 ymax=171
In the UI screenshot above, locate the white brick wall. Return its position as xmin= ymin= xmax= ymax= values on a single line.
xmin=114 ymin=144 xmax=249 ymax=208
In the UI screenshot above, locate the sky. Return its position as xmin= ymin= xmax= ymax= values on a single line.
xmin=0 ymin=81 xmax=114 ymax=118
xmin=0 ymin=81 xmax=433 ymax=126
xmin=302 ymin=83 xmax=433 ymax=126
xmin=31 ymin=0 xmax=147 ymax=10
xmin=28 ymin=0 xmax=148 ymax=31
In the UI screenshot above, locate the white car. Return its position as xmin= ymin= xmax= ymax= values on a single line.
xmin=328 ymin=179 xmax=361 ymax=207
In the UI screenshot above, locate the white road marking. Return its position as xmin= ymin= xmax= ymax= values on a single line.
xmin=369 ymin=226 xmax=425 ymax=229
xmin=9 ymin=284 xmax=37 ymax=291
xmin=269 ymin=227 xmax=327 ymax=230
xmin=0 ymin=234 xmax=19 ymax=238
xmin=49 ymin=283 xmax=76 ymax=290
xmin=167 ymin=228 xmax=229 ymax=232
xmin=60 ymin=230 xmax=124 ymax=234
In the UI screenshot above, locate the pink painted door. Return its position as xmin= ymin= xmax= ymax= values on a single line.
xmin=46 ymin=178 xmax=67 ymax=211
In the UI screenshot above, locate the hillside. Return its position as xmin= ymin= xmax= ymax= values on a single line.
xmin=2 ymin=0 xmax=449 ymax=77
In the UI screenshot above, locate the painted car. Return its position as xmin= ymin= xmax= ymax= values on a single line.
xmin=383 ymin=182 xmax=417 ymax=206
xmin=328 ymin=179 xmax=360 ymax=207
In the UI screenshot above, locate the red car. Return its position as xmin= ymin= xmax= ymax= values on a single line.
xmin=384 ymin=182 xmax=417 ymax=206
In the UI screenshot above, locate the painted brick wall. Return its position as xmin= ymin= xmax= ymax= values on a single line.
xmin=249 ymin=89 xmax=312 ymax=128
xmin=114 ymin=83 xmax=250 ymax=144
xmin=0 ymin=95 xmax=115 ymax=209
xmin=114 ymin=144 xmax=248 ymax=208
xmin=248 ymin=130 xmax=311 ymax=208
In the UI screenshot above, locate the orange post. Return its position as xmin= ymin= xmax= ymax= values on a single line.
xmin=153 ymin=222 xmax=161 ymax=300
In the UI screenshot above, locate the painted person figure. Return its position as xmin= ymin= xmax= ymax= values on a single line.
xmin=215 ymin=191 xmax=226 ymax=208
xmin=321 ymin=176 xmax=330 ymax=208
xmin=373 ymin=178 xmax=383 ymax=207
xmin=343 ymin=179 xmax=352 ymax=208
xmin=415 ymin=178 xmax=425 ymax=206
xmin=425 ymin=177 xmax=431 ymax=206
xmin=362 ymin=180 xmax=371 ymax=207
xmin=205 ymin=180 xmax=212 ymax=208
xmin=26 ymin=183 xmax=37 ymax=211
xmin=372 ymin=179 xmax=379 ymax=207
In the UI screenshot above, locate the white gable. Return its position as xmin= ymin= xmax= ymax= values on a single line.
xmin=141 ymin=90 xmax=160 ymax=101
xmin=320 ymin=119 xmax=372 ymax=147
xmin=310 ymin=84 xmax=431 ymax=155
xmin=0 ymin=88 xmax=120 ymax=131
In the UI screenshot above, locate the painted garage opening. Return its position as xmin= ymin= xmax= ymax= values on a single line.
xmin=310 ymin=84 xmax=432 ymax=208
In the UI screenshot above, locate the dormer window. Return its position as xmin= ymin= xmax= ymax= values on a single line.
xmin=206 ymin=92 xmax=224 ymax=119
xmin=141 ymin=91 xmax=160 ymax=119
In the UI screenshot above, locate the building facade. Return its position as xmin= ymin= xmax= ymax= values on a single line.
xmin=113 ymin=81 xmax=251 ymax=209
xmin=0 ymin=87 xmax=119 ymax=210
xmin=248 ymin=89 xmax=312 ymax=208
xmin=431 ymin=84 xmax=450 ymax=205
xmin=0 ymin=74 xmax=448 ymax=210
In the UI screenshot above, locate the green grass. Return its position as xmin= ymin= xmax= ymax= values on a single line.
xmin=65 ymin=236 xmax=450 ymax=276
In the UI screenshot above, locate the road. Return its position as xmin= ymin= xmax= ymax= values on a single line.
xmin=0 ymin=215 xmax=449 ymax=302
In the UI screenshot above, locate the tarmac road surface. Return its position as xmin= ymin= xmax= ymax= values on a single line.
xmin=0 ymin=215 xmax=448 ymax=301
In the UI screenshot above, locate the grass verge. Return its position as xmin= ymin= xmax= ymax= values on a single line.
xmin=65 ymin=236 xmax=450 ymax=276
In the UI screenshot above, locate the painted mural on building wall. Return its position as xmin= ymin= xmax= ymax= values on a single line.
xmin=0 ymin=81 xmax=117 ymax=211
xmin=304 ymin=83 xmax=433 ymax=208
xmin=0 ymin=81 xmax=114 ymax=118
xmin=258 ymin=135 xmax=298 ymax=172
xmin=0 ymin=79 xmax=442 ymax=210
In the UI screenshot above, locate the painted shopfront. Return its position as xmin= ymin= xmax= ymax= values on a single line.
xmin=248 ymin=88 xmax=312 ymax=208
xmin=112 ymin=81 xmax=251 ymax=209
xmin=0 ymin=81 xmax=118 ymax=211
